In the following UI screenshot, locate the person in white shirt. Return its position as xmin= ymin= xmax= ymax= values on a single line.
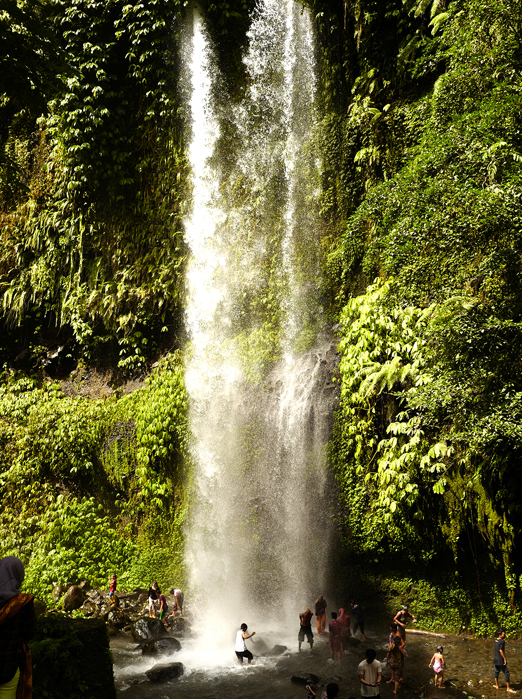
xmin=359 ymin=648 xmax=382 ymax=698
xmin=235 ymin=623 xmax=256 ymax=664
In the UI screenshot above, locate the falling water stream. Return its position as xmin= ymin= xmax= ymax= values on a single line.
xmin=112 ymin=0 xmax=522 ymax=696
xmin=182 ymin=0 xmax=336 ymax=653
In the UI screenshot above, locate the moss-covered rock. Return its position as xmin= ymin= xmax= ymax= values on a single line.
xmin=31 ymin=617 xmax=116 ymax=699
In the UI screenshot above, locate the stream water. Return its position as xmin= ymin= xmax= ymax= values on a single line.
xmin=112 ymin=615 xmax=522 ymax=699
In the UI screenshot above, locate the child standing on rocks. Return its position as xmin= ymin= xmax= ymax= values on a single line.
xmin=109 ymin=574 xmax=117 ymax=601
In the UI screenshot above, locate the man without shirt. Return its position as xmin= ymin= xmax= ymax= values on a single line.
xmin=494 ymin=628 xmax=516 ymax=693
xmin=359 ymin=648 xmax=382 ymax=699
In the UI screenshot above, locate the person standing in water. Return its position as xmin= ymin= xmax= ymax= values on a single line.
xmin=338 ymin=607 xmax=351 ymax=652
xmin=359 ymin=648 xmax=381 ymax=698
xmin=235 ymin=623 xmax=255 ymax=664
xmin=0 ymin=556 xmax=37 ymax=699
xmin=315 ymin=595 xmax=327 ymax=636
xmin=429 ymin=645 xmax=446 ymax=689
xmin=494 ymin=629 xmax=516 ymax=692
xmin=389 ymin=622 xmax=405 ymax=680
xmin=393 ymin=605 xmax=416 ymax=642
xmin=387 ymin=635 xmax=406 ymax=694
xmin=328 ymin=612 xmax=343 ymax=662
xmin=351 ymin=600 xmax=367 ymax=640
xmin=298 ymin=607 xmax=314 ymax=652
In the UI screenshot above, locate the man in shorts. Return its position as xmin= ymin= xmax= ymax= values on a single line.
xmin=235 ymin=623 xmax=256 ymax=664
xmin=359 ymin=648 xmax=381 ymax=698
xmin=494 ymin=628 xmax=516 ymax=692
xmin=298 ymin=607 xmax=314 ymax=652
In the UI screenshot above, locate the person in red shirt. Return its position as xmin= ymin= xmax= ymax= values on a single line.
xmin=109 ymin=574 xmax=117 ymax=601
xmin=328 ymin=612 xmax=342 ymax=662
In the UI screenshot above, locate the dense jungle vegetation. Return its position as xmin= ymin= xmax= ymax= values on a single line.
xmin=1 ymin=0 xmax=521 ymax=633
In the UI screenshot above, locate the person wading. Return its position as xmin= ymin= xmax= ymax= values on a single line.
xmin=494 ymin=628 xmax=516 ymax=693
xmin=393 ymin=605 xmax=416 ymax=643
xmin=338 ymin=607 xmax=351 ymax=653
xmin=235 ymin=623 xmax=255 ymax=664
xmin=298 ymin=608 xmax=314 ymax=652
xmin=328 ymin=612 xmax=343 ymax=663
xmin=359 ymin=648 xmax=382 ymax=699
xmin=387 ymin=635 xmax=406 ymax=694
xmin=0 ymin=557 xmax=37 ymax=699
xmin=351 ymin=600 xmax=367 ymax=640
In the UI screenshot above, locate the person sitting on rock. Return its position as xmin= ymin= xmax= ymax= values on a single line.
xmin=147 ymin=581 xmax=161 ymax=618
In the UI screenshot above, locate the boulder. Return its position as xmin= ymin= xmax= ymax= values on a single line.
xmin=268 ymin=644 xmax=287 ymax=656
xmin=81 ymin=601 xmax=98 ymax=617
xmin=63 ymin=585 xmax=85 ymax=612
xmin=137 ymin=593 xmax=148 ymax=604
xmin=131 ymin=617 xmax=169 ymax=643
xmin=146 ymin=662 xmax=184 ymax=683
xmin=107 ymin=610 xmax=131 ymax=629
xmin=78 ymin=579 xmax=91 ymax=591
xmin=291 ymin=677 xmax=309 ymax=686
xmin=142 ymin=638 xmax=182 ymax=656
xmin=52 ymin=584 xmax=66 ymax=605
xmin=253 ymin=637 xmax=269 ymax=655
xmin=291 ymin=673 xmax=320 ymax=686
xmin=170 ymin=616 xmax=189 ymax=633
xmin=107 ymin=622 xmax=120 ymax=637
xmin=87 ymin=590 xmax=104 ymax=605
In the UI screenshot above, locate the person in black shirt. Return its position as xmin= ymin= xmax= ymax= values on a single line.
xmin=494 ymin=628 xmax=516 ymax=692
xmin=147 ymin=581 xmax=161 ymax=618
xmin=393 ymin=605 xmax=417 ymax=642
xmin=351 ymin=600 xmax=367 ymax=641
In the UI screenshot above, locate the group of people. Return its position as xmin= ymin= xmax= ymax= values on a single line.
xmin=298 ymin=597 xmax=367 ymax=660
xmin=109 ymin=574 xmax=184 ymax=628
xmin=235 ymin=601 xmax=517 ymax=698
xmin=0 ymin=555 xmax=518 ymax=699
xmin=146 ymin=581 xmax=184 ymax=626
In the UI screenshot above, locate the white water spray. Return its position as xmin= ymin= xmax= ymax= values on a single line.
xmin=181 ymin=0 xmax=338 ymax=669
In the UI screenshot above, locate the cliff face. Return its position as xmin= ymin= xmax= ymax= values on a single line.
xmin=1 ymin=0 xmax=522 ymax=632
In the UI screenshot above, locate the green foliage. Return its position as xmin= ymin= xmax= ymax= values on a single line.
xmin=0 ymin=0 xmax=189 ymax=364
xmin=334 ymin=278 xmax=522 ymax=626
xmin=0 ymin=352 xmax=189 ymax=602
xmin=20 ymin=497 xmax=137 ymax=603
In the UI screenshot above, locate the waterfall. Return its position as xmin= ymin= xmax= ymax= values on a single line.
xmin=182 ymin=0 xmax=338 ymax=664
